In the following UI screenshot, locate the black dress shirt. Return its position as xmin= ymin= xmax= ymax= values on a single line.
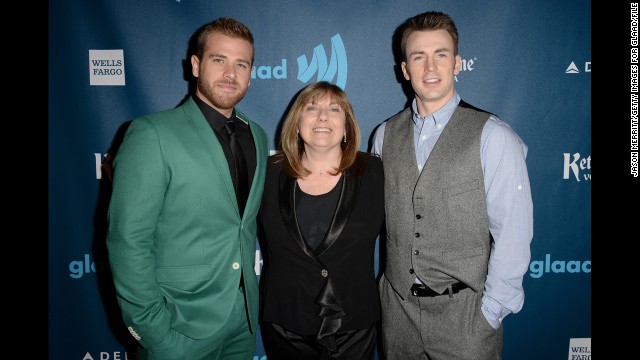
xmin=192 ymin=95 xmax=257 ymax=191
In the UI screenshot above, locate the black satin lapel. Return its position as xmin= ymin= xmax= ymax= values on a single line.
xmin=315 ymin=173 xmax=359 ymax=256
xmin=279 ymin=174 xmax=319 ymax=261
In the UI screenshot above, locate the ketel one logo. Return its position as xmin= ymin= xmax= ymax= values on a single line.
xmin=297 ymin=34 xmax=348 ymax=89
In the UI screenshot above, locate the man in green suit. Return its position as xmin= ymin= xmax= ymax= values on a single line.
xmin=106 ymin=17 xmax=269 ymax=360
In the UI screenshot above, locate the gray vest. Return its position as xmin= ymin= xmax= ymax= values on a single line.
xmin=382 ymin=102 xmax=491 ymax=297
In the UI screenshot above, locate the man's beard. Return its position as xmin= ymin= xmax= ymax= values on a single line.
xmin=198 ymin=81 xmax=247 ymax=111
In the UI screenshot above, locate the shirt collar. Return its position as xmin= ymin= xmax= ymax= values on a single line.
xmin=192 ymin=94 xmax=236 ymax=133
xmin=411 ymin=91 xmax=461 ymax=128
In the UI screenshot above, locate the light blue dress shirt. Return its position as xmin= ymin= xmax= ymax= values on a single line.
xmin=371 ymin=91 xmax=533 ymax=329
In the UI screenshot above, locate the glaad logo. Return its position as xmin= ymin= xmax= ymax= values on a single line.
xmin=529 ymin=254 xmax=591 ymax=279
xmin=563 ymin=152 xmax=591 ymax=181
xmin=251 ymin=59 xmax=287 ymax=80
xmin=297 ymin=34 xmax=348 ymax=89
xmin=69 ymin=253 xmax=109 ymax=279
xmin=565 ymin=61 xmax=591 ymax=74
xmin=251 ymin=34 xmax=348 ymax=89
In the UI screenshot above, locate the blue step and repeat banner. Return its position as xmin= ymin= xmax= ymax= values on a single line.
xmin=49 ymin=1 xmax=591 ymax=359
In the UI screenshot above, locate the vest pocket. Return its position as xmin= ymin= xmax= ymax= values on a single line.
xmin=444 ymin=179 xmax=480 ymax=196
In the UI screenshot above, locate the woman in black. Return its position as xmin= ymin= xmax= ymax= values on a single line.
xmin=258 ymin=81 xmax=385 ymax=360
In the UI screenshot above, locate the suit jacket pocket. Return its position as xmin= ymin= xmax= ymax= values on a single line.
xmin=156 ymin=265 xmax=212 ymax=292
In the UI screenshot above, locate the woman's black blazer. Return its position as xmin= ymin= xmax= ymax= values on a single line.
xmin=258 ymin=151 xmax=385 ymax=335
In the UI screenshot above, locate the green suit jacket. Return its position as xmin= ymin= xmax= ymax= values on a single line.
xmin=106 ymin=97 xmax=268 ymax=349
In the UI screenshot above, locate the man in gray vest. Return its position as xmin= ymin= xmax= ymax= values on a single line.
xmin=371 ymin=11 xmax=533 ymax=360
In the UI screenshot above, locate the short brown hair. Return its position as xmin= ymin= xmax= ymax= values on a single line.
xmin=400 ymin=11 xmax=459 ymax=61
xmin=277 ymin=81 xmax=362 ymax=179
xmin=195 ymin=17 xmax=255 ymax=64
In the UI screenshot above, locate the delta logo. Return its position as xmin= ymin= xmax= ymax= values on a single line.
xmin=565 ymin=61 xmax=591 ymax=74
xmin=82 ymin=351 xmax=137 ymax=360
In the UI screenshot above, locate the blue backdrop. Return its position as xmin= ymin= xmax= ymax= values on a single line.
xmin=49 ymin=1 xmax=591 ymax=359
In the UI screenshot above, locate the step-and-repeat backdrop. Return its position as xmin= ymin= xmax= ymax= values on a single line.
xmin=49 ymin=1 xmax=591 ymax=359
